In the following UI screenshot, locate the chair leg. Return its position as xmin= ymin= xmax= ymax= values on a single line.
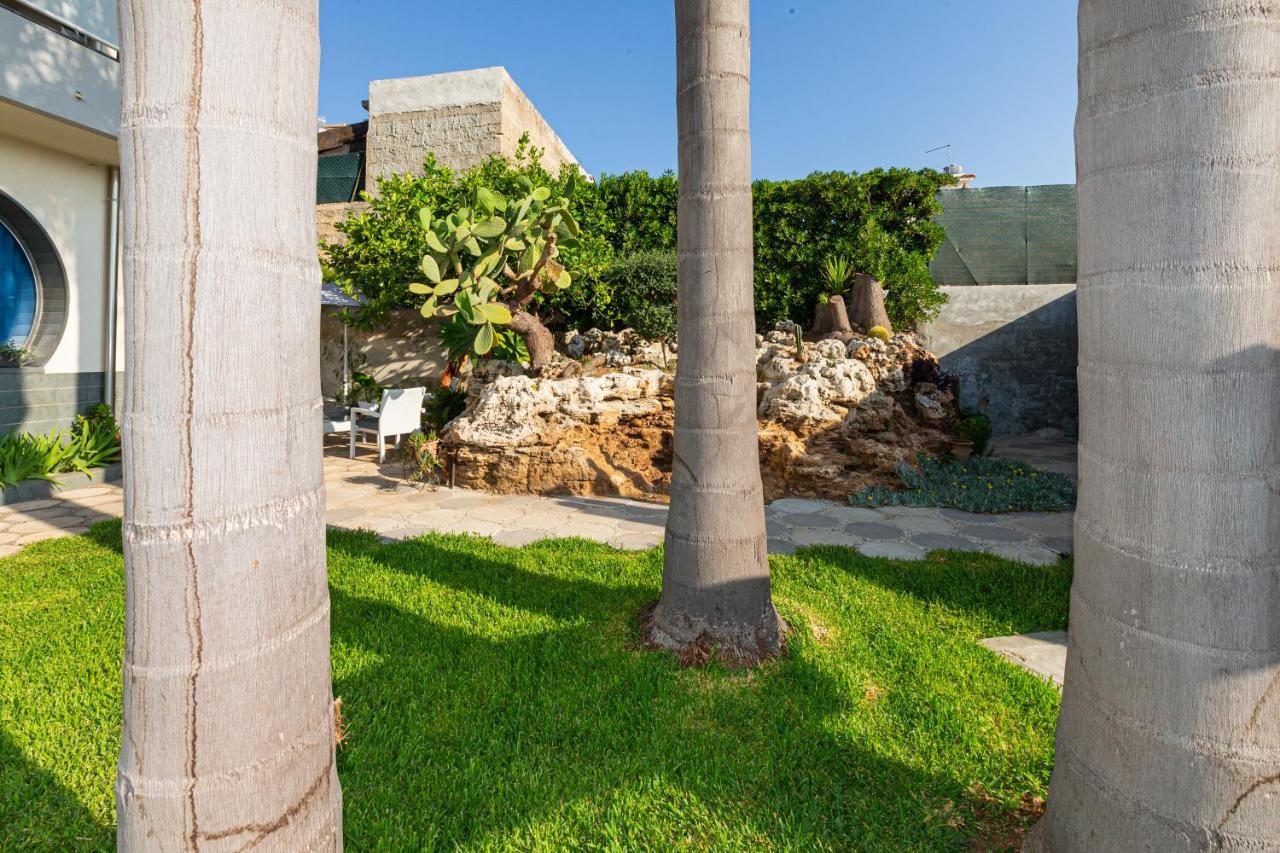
xmin=349 ymin=426 xmax=356 ymax=459
xmin=378 ymin=431 xmax=386 ymax=465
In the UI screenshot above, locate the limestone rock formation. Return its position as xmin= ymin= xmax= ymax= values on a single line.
xmin=443 ymin=324 xmax=954 ymax=502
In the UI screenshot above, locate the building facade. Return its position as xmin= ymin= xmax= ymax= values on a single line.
xmin=0 ymin=0 xmax=122 ymax=433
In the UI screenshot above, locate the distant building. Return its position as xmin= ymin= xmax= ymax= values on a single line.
xmin=316 ymin=67 xmax=583 ymax=245
xmin=0 ymin=0 xmax=122 ymax=432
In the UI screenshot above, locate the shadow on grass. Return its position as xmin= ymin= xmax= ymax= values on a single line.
xmin=0 ymin=521 xmax=1051 ymax=850
xmin=0 ymin=729 xmax=113 ymax=851
xmin=324 ymin=530 xmax=1029 ymax=850
xmin=792 ymin=543 xmax=1073 ymax=636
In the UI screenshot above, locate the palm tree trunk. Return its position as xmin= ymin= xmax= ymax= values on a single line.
xmin=1029 ymin=2 xmax=1279 ymax=848
xmin=648 ymin=0 xmax=784 ymax=664
xmin=115 ymin=1 xmax=343 ymax=848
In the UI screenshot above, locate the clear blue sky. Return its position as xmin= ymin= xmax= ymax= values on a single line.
xmin=318 ymin=1 xmax=1077 ymax=187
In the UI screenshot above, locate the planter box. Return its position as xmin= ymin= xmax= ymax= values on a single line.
xmin=0 ymin=463 xmax=122 ymax=507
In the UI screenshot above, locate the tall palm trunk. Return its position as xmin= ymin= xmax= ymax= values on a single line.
xmin=649 ymin=0 xmax=784 ymax=663
xmin=1030 ymin=2 xmax=1279 ymax=848
xmin=115 ymin=1 xmax=342 ymax=848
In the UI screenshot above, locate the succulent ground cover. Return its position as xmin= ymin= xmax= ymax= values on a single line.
xmin=853 ymin=455 xmax=1077 ymax=514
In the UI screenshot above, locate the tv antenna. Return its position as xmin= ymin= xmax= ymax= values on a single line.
xmin=925 ymin=144 xmax=952 ymax=163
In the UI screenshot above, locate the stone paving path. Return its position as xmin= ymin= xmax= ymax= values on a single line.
xmin=0 ymin=437 xmax=1078 ymax=684
xmin=981 ymin=630 xmax=1069 ymax=688
xmin=0 ymin=439 xmax=1077 ymax=566
xmin=0 ymin=486 xmax=122 ymax=557
xmin=990 ymin=429 xmax=1079 ymax=483
xmin=323 ymin=445 xmax=1072 ymax=564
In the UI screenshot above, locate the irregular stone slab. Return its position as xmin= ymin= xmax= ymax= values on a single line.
xmin=956 ymin=524 xmax=1032 ymax=543
xmin=910 ymin=533 xmax=982 ymax=551
xmin=938 ymin=508 xmax=1003 ymax=524
xmin=791 ymin=528 xmax=864 ymax=547
xmin=767 ymin=538 xmax=797 ymax=555
xmin=492 ymin=529 xmax=558 ymax=548
xmin=767 ymin=498 xmax=838 ymax=514
xmin=841 ymin=522 xmax=905 ymax=541
xmin=979 ymin=630 xmax=1067 ymax=687
xmin=1041 ymin=536 xmax=1074 ymax=555
xmin=984 ymin=544 xmax=1061 ymax=566
xmin=779 ymin=511 xmax=841 ymax=528
xmin=892 ymin=515 xmax=955 ymax=534
xmin=858 ymin=541 xmax=927 ymax=560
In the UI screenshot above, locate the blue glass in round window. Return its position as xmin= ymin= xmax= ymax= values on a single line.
xmin=0 ymin=220 xmax=37 ymax=345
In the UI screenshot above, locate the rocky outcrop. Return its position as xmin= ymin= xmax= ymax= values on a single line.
xmin=443 ymin=325 xmax=955 ymax=503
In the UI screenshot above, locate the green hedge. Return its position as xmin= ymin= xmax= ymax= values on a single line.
xmin=324 ymin=139 xmax=955 ymax=333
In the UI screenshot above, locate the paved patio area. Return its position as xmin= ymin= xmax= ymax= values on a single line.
xmin=0 ymin=433 xmax=1078 ymax=568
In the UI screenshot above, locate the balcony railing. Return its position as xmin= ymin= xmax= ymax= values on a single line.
xmin=0 ymin=0 xmax=118 ymax=61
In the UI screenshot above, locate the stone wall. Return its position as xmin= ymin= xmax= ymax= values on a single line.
xmin=498 ymin=75 xmax=578 ymax=174
xmin=320 ymin=309 xmax=449 ymax=399
xmin=316 ymin=201 xmax=369 ymax=251
xmin=919 ymin=284 xmax=1078 ymax=436
xmin=364 ymin=67 xmax=580 ymax=183
xmin=367 ymin=103 xmax=503 ymax=181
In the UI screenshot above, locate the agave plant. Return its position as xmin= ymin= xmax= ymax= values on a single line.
xmin=821 ymin=255 xmax=853 ymax=299
xmin=409 ymin=178 xmax=580 ymax=371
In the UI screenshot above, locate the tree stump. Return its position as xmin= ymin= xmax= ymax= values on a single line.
xmin=810 ymin=294 xmax=855 ymax=340
xmin=849 ymin=273 xmax=893 ymax=334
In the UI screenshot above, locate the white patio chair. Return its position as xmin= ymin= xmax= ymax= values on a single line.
xmin=349 ymin=387 xmax=426 ymax=463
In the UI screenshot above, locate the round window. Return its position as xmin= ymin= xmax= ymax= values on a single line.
xmin=0 ymin=192 xmax=68 ymax=366
xmin=0 ymin=219 xmax=39 ymax=346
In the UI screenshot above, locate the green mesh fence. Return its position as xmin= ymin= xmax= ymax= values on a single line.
xmin=316 ymin=152 xmax=363 ymax=204
xmin=930 ymin=184 xmax=1077 ymax=285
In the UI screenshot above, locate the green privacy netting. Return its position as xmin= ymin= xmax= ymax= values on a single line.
xmin=929 ymin=184 xmax=1077 ymax=285
xmin=316 ymin=152 xmax=363 ymax=204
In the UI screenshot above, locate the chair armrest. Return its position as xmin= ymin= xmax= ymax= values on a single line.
xmin=350 ymin=406 xmax=380 ymax=418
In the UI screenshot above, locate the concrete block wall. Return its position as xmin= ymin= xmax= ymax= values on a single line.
xmin=919 ymin=284 xmax=1078 ymax=436
xmin=0 ymin=371 xmax=105 ymax=435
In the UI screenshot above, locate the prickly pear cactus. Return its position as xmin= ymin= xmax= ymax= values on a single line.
xmin=409 ymin=177 xmax=581 ymax=367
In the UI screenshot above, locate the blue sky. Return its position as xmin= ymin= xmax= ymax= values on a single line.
xmin=318 ymin=1 xmax=1077 ymax=187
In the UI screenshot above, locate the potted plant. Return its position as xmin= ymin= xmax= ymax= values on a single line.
xmin=952 ymin=412 xmax=992 ymax=461
xmin=0 ymin=342 xmax=31 ymax=368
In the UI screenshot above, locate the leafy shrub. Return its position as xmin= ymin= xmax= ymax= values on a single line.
xmin=868 ymin=325 xmax=891 ymax=341
xmin=0 ymin=404 xmax=124 ymax=489
xmin=600 ymin=251 xmax=677 ymax=342
xmin=0 ymin=434 xmax=66 ymax=488
xmin=66 ymin=409 xmax=121 ymax=472
xmin=348 ymin=372 xmax=383 ymax=407
xmin=851 ymin=455 xmax=1076 ymax=514
xmin=425 ymin=386 xmax=468 ymax=431
xmin=752 ymin=169 xmax=955 ymax=329
xmin=327 ymin=139 xmax=611 ymax=332
xmin=953 ymin=412 xmax=993 ymax=455
xmin=324 ymin=146 xmax=955 ymax=335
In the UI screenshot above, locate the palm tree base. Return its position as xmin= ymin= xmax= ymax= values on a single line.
xmin=640 ymin=601 xmax=788 ymax=668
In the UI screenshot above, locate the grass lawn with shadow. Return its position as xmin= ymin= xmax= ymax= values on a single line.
xmin=0 ymin=520 xmax=1069 ymax=851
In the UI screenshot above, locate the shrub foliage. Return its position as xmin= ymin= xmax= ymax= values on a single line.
xmin=324 ymin=139 xmax=955 ymax=333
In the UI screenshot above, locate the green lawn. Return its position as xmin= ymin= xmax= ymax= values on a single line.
xmin=0 ymin=521 xmax=1068 ymax=851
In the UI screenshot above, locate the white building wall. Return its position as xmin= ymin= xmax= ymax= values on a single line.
xmin=0 ymin=131 xmax=111 ymax=375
